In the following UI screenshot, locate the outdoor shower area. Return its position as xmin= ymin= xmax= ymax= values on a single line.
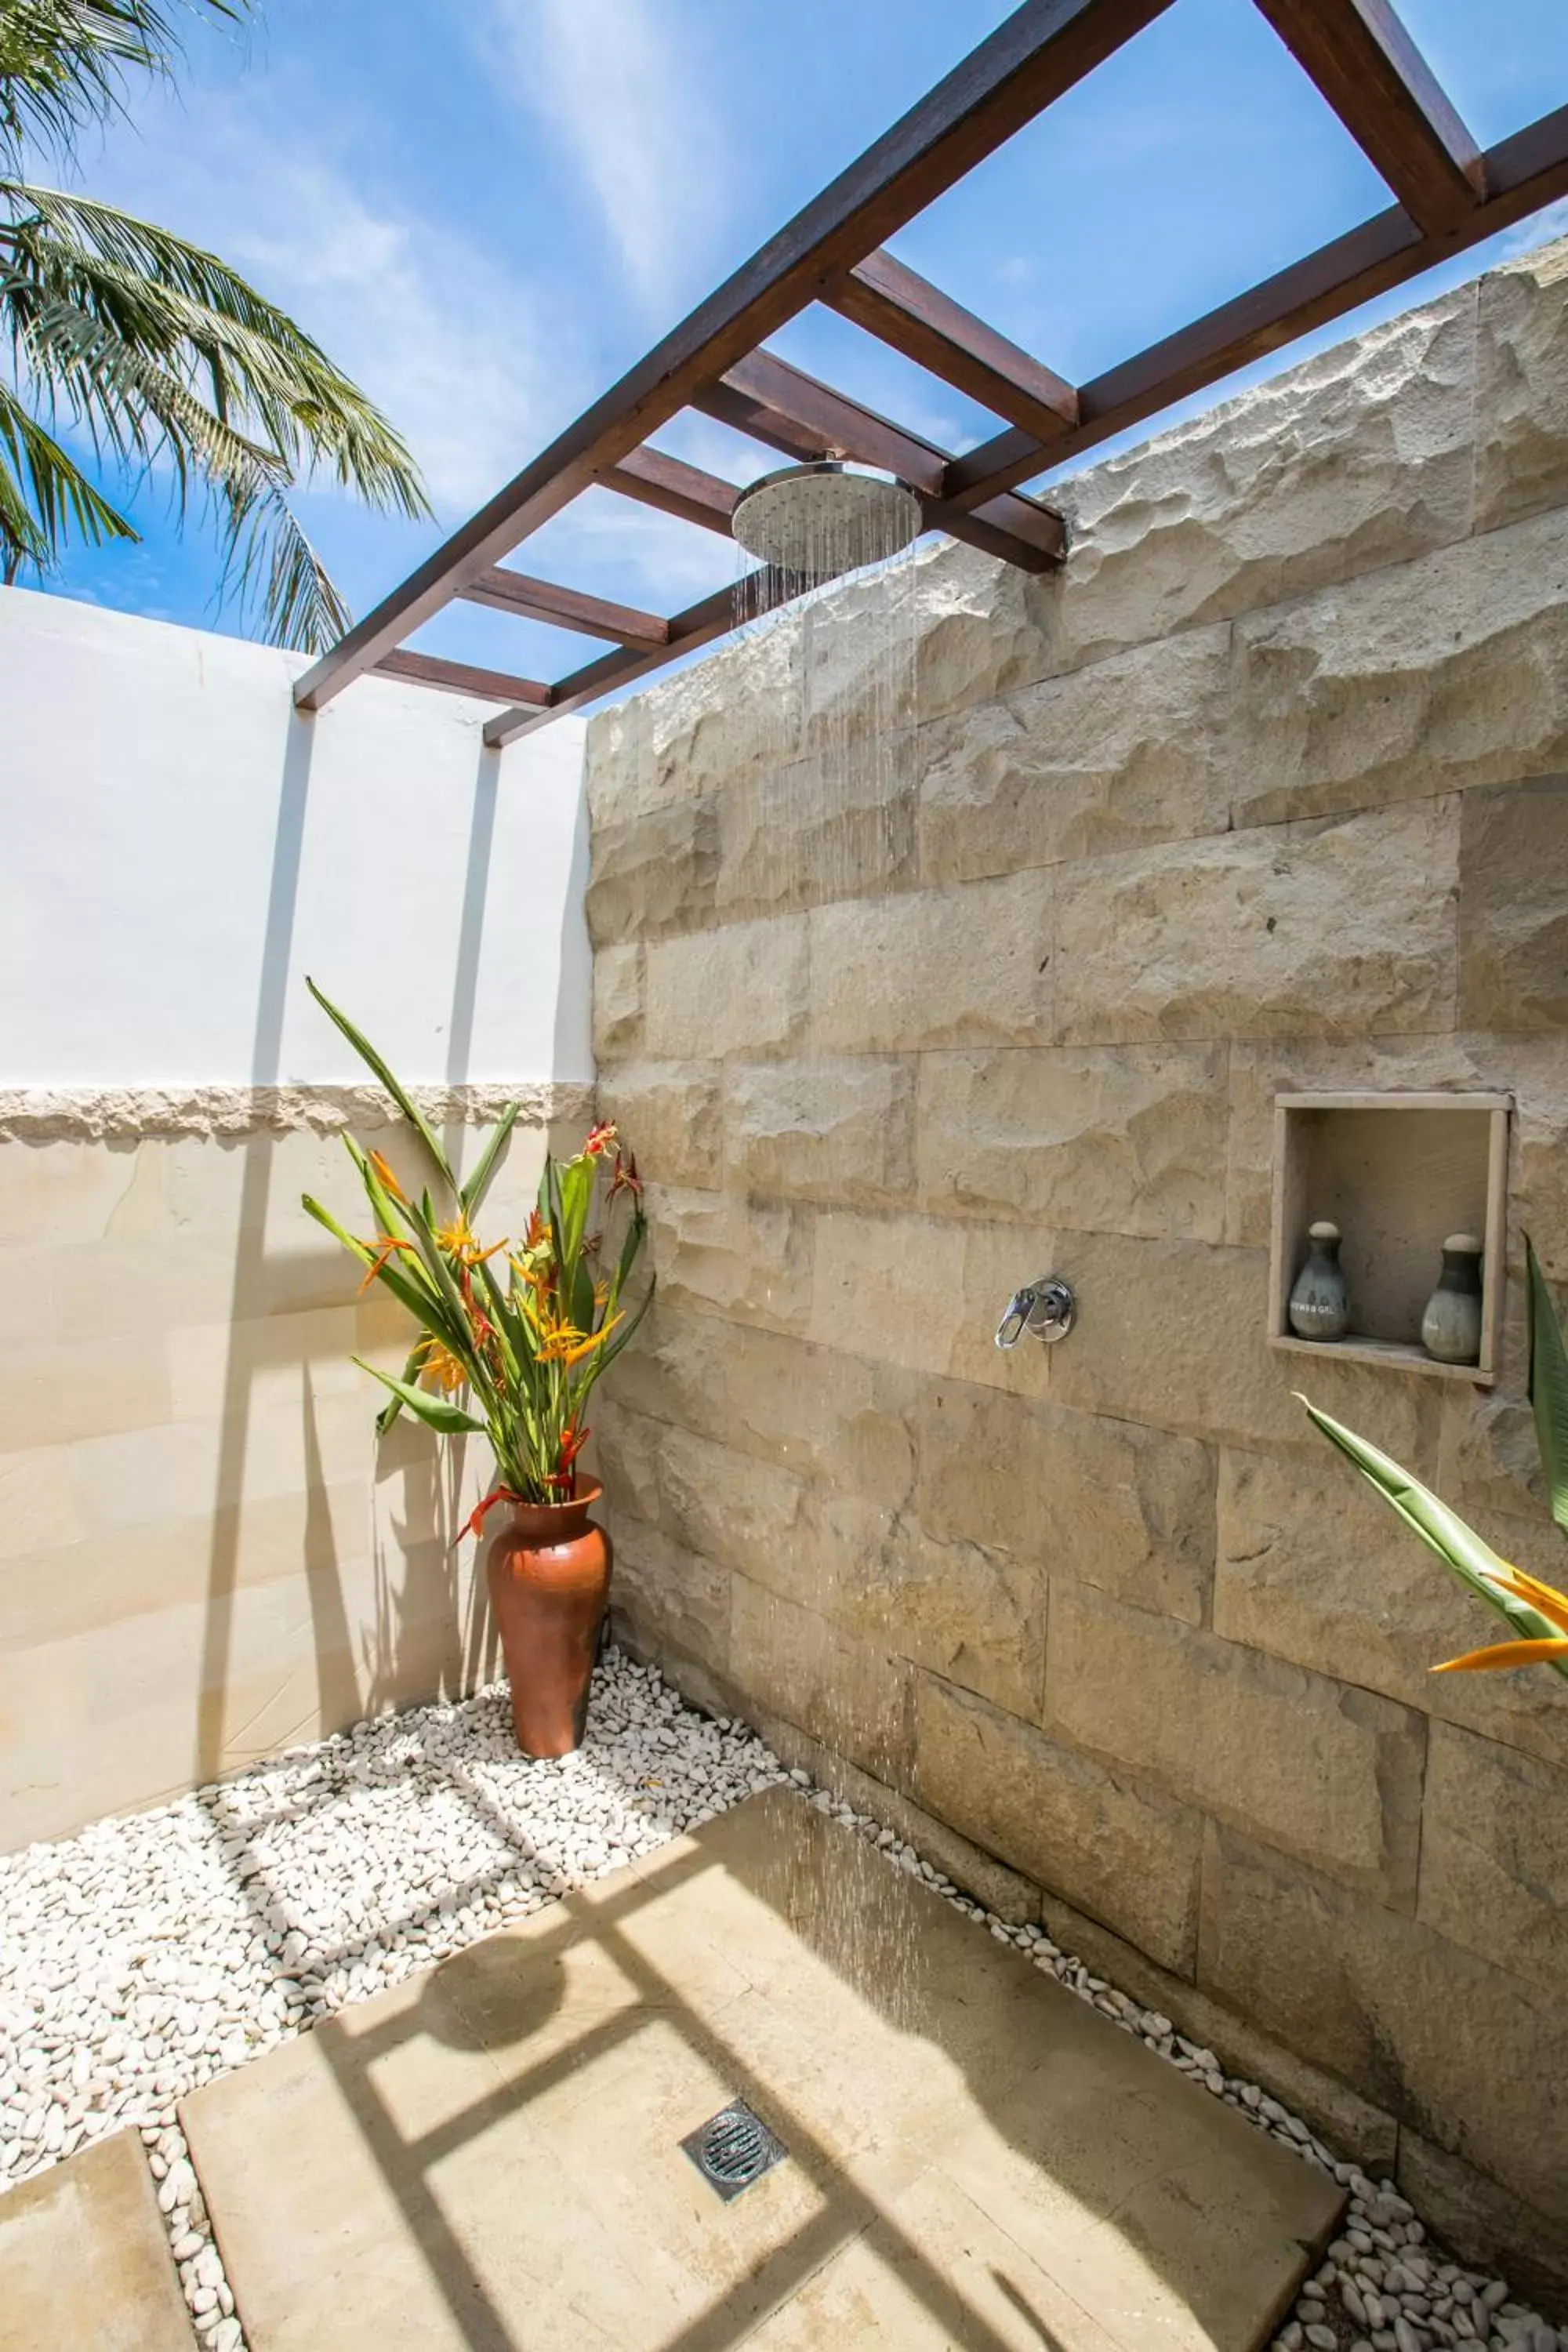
xmin=5 ymin=8 xmax=1568 ymax=2343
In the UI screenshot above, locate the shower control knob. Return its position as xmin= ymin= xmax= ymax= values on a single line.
xmin=995 ymin=1277 xmax=1076 ymax=1349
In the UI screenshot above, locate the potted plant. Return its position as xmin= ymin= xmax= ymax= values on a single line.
xmin=301 ymin=981 xmax=652 ymax=1757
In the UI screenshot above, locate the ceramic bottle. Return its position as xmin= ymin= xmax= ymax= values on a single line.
xmin=1421 ymin=1234 xmax=1484 ymax=1367
xmin=1288 ymin=1220 xmax=1350 ymax=1341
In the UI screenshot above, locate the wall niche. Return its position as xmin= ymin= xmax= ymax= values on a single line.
xmin=1268 ymin=1092 xmax=1511 ymax=1385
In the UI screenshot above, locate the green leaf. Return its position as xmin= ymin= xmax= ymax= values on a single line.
xmin=374 ymin=1338 xmax=429 ymax=1438
xmin=1298 ymin=1394 xmax=1568 ymax=1682
xmin=354 ymin=1359 xmax=485 ymax=1437
xmin=1526 ymin=1235 xmax=1568 ymax=1541
xmin=306 ymin=980 xmax=455 ymax=1187
xmin=461 ymin=1102 xmax=520 ymax=1214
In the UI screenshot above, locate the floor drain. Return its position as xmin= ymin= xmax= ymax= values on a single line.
xmin=680 ymin=2100 xmax=788 ymax=2201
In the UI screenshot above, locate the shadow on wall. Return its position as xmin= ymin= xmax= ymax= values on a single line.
xmin=194 ymin=713 xmax=503 ymax=1791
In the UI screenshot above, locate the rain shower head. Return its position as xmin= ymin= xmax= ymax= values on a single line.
xmin=730 ymin=461 xmax=923 ymax=575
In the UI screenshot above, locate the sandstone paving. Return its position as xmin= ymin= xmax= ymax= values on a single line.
xmin=0 ymin=2126 xmax=192 ymax=2350
xmin=180 ymin=1789 xmax=1341 ymax=2352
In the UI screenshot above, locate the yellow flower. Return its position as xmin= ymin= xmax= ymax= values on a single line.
xmin=1433 ymin=1562 xmax=1568 ymax=1675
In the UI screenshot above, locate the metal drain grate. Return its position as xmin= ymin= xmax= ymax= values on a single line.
xmin=680 ymin=2100 xmax=788 ymax=2201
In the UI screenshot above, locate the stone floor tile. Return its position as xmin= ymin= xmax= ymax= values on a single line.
xmin=0 ymin=2126 xmax=191 ymax=2351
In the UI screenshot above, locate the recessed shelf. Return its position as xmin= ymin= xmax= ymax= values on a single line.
xmin=1268 ymin=1092 xmax=1512 ymax=1388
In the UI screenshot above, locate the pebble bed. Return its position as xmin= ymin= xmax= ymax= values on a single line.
xmin=0 ymin=1647 xmax=1561 ymax=2352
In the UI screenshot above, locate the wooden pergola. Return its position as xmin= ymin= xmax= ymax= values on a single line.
xmin=294 ymin=0 xmax=1568 ymax=750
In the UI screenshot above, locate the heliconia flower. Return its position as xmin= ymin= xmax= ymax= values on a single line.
xmin=1432 ymin=1559 xmax=1568 ymax=1673
xmin=612 ymin=1150 xmax=644 ymax=1199
xmin=357 ymin=1233 xmax=417 ymax=1294
xmin=417 ymin=1338 xmax=470 ymax=1396
xmin=584 ymin=1121 xmax=619 ymax=1158
xmin=368 ymin=1149 xmax=406 ymax=1202
xmin=545 ymin=1420 xmax=592 ymax=1490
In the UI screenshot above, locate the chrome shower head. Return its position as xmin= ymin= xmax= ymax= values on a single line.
xmin=729 ymin=461 xmax=923 ymax=575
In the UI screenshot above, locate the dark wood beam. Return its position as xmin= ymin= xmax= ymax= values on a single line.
xmin=483 ymin=576 xmax=800 ymax=750
xmin=295 ymin=0 xmax=1176 ymax=711
xmin=697 ymin=351 xmax=952 ymax=493
xmin=697 ymin=348 xmax=1065 ymax=570
xmin=829 ymin=249 xmax=1080 ymax=440
xmin=944 ymin=100 xmax=1568 ymax=511
xmin=459 ymin=568 xmax=670 ymax=648
xmin=372 ymin=651 xmax=553 ymax=707
xmin=599 ymin=447 xmax=739 ymax=535
xmin=1251 ymin=0 xmax=1485 ymax=236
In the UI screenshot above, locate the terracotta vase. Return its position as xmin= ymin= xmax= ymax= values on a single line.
xmin=485 ymin=1480 xmax=612 ymax=1759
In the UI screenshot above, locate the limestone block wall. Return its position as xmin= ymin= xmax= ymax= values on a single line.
xmin=586 ymin=236 xmax=1568 ymax=2304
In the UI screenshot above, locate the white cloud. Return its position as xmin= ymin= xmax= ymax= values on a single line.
xmin=484 ymin=0 xmax=728 ymax=320
xmin=85 ymin=102 xmax=579 ymax=515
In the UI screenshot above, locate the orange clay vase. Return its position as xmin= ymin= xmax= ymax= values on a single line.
xmin=485 ymin=1480 xmax=612 ymax=1759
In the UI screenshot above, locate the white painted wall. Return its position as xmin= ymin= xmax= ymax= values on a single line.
xmin=0 ymin=588 xmax=593 ymax=1087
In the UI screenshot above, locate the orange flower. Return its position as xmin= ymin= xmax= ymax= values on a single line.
xmin=545 ymin=1420 xmax=592 ymax=1492
xmin=534 ymin=1311 xmax=622 ymax=1367
xmin=368 ymin=1149 xmax=406 ymax=1202
xmin=584 ymin=1121 xmax=619 ymax=1158
xmin=416 ymin=1337 xmax=470 ymax=1396
xmin=357 ymin=1233 xmax=416 ymax=1294
xmin=1432 ymin=1561 xmax=1568 ymax=1675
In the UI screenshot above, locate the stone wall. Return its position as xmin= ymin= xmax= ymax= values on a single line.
xmin=586 ymin=237 xmax=1568 ymax=2304
xmin=0 ymin=1091 xmax=590 ymax=1851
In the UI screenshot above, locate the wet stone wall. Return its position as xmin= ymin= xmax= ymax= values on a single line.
xmin=585 ymin=235 xmax=1568 ymax=2303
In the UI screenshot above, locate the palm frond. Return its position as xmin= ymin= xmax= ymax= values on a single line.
xmin=0 ymin=373 xmax=134 ymax=574
xmin=2 ymin=181 xmax=428 ymax=644
xmin=1 ymin=2 xmax=245 ymax=169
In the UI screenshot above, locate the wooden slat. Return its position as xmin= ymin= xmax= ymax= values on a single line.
xmin=294 ymin=0 xmax=1176 ymax=711
xmin=697 ymin=348 xmax=1065 ymax=570
xmin=459 ymin=568 xmax=670 ymax=648
xmin=484 ymin=577 xmax=799 ymax=749
xmin=372 ymin=651 xmax=553 ymax=707
xmin=698 ymin=353 xmax=951 ymax=493
xmin=943 ymin=100 xmax=1568 ymax=510
xmin=600 ymin=447 xmax=739 ymax=535
xmin=1251 ymin=0 xmax=1484 ymax=235
xmin=829 ymin=249 xmax=1080 ymax=439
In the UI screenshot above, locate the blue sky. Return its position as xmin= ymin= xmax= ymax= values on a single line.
xmin=27 ymin=0 xmax=1568 ymax=684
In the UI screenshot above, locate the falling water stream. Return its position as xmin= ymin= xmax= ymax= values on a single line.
xmin=724 ymin=501 xmax=931 ymax=2031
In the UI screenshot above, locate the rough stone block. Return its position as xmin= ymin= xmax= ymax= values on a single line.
xmin=717 ymin=752 xmax=916 ymax=920
xmin=912 ymin=1672 xmax=1203 ymax=1973
xmin=644 ymin=1183 xmax=813 ymax=1334
xmin=1033 ymin=1886 xmax=1399 ymax=2170
xmin=1230 ymin=507 xmax=1568 ymax=827
xmin=917 ymin=624 xmax=1236 ymax=885
xmin=726 ymin=1058 xmax=915 ymax=1207
xmin=1052 ymin=285 xmax=1477 ymax=663
xmin=808 ymin=1209 xmax=969 ymax=1373
xmin=1475 ymin=232 xmax=1568 ymax=534
xmin=915 ymin=1380 xmax=1215 ymax=1624
xmin=1214 ymin=1443 xmax=1568 ymax=1776
xmin=1044 ymin=1230 xmax=1436 ymax=1456
xmin=916 ymin=1043 xmax=1226 ymax=1240
xmin=1199 ymin=1824 xmax=1568 ymax=2223
xmin=729 ymin=1573 xmax=913 ymax=1784
xmin=609 ymin=1305 xmax=916 ymax=1508
xmin=601 ymin=1510 xmax=731 ymax=1688
xmin=586 ymin=793 xmax=718 ymax=945
xmin=1221 ymin=1033 xmax=1515 ymax=1248
xmin=810 ymin=869 xmax=1053 ymax=1054
xmin=1459 ymin=775 xmax=1568 ymax=1032
xmin=1047 ymin=1582 xmax=1427 ymax=1904
xmin=585 ymin=614 xmax=804 ymax=821
xmin=1418 ymin=1721 xmax=1568 ymax=1996
xmin=1396 ymin=2128 xmax=1568 ymax=2318
xmin=644 ymin=916 xmax=808 ymax=1061
xmin=814 ymin=1490 xmax=1045 ymax=1719
xmin=1055 ymin=800 xmax=1460 ymax=1044
xmin=595 ymin=1061 xmax=722 ymax=1189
